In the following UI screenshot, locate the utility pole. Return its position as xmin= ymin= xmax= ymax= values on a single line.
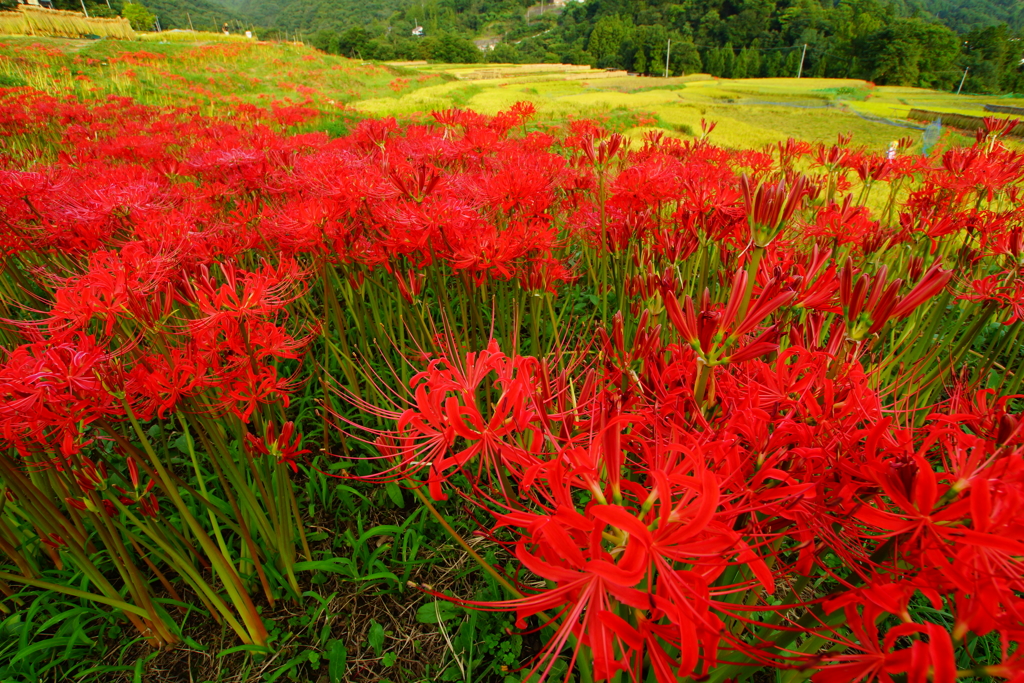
xmin=664 ymin=39 xmax=671 ymax=78
xmin=797 ymin=43 xmax=807 ymax=78
xmin=957 ymin=66 xmax=969 ymax=95
xmin=80 ymin=0 xmax=88 ymax=17
xmin=187 ymin=12 xmax=194 ymax=31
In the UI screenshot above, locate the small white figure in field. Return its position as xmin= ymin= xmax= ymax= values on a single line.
xmin=887 ymin=141 xmax=897 ymax=160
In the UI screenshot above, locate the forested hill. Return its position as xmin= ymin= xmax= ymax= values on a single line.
xmin=523 ymin=0 xmax=1024 ymax=92
xmin=143 ymin=0 xmax=243 ymax=32
xmin=905 ymin=0 xmax=1023 ymax=33
xmin=212 ymin=0 xmax=403 ymax=34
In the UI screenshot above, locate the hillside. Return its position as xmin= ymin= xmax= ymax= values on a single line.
xmin=142 ymin=0 xmax=244 ymax=32
xmin=206 ymin=0 xmax=1024 ymax=42
xmin=40 ymin=0 xmax=241 ymax=32
xmin=213 ymin=0 xmax=405 ymax=34
xmin=907 ymin=0 xmax=1024 ymax=32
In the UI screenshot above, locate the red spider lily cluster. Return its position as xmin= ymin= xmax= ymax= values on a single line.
xmin=2 ymin=78 xmax=1024 ymax=681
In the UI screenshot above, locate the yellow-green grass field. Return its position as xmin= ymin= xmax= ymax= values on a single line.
xmin=361 ymin=63 xmax=1024 ymax=152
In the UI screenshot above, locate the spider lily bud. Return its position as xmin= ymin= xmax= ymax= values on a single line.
xmin=581 ymin=133 xmax=624 ymax=167
xmin=741 ymin=173 xmax=811 ymax=248
xmin=996 ymin=414 xmax=1021 ymax=447
xmin=840 ymin=259 xmax=952 ymax=341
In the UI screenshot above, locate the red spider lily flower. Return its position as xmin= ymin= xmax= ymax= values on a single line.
xmin=814 ymin=604 xmax=956 ymax=683
xmin=0 ymin=334 xmax=122 ymax=458
xmin=456 ymin=499 xmax=733 ymax=683
xmin=237 ymin=321 xmax=315 ymax=363
xmin=388 ymin=164 xmax=441 ymax=203
xmin=41 ymin=533 xmax=68 ymax=550
xmin=776 ymin=138 xmax=811 ymax=170
xmin=982 ymin=117 xmax=1021 ymax=152
xmin=336 ymin=339 xmax=544 ymax=501
xmin=983 ymin=117 xmax=1020 ymax=137
xmin=811 ymin=142 xmax=850 ymax=170
xmin=962 ymin=276 xmax=1024 ymax=324
xmin=518 ymin=257 xmax=577 ymax=294
xmin=698 ymin=117 xmax=717 ymax=141
xmin=217 ymin=365 xmax=297 ymax=423
xmin=245 ymin=421 xmax=310 ymax=472
xmin=128 ymin=349 xmax=206 ymax=420
xmin=930 ymin=388 xmax=1024 ymax=448
xmin=807 ymin=195 xmax=879 ymax=247
xmin=663 ymin=268 xmax=795 ymax=367
xmin=854 ymin=155 xmax=892 ymax=184
xmin=185 ymin=258 xmax=306 ymax=330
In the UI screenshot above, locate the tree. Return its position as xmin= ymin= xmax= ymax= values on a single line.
xmin=722 ymin=43 xmax=736 ymax=77
xmin=311 ymin=30 xmax=341 ymax=54
xmin=744 ymin=45 xmax=762 ymax=77
xmin=588 ymin=14 xmax=629 ymax=67
xmin=671 ymin=40 xmax=702 ymax=75
xmin=338 ymin=26 xmax=370 ymax=58
xmin=763 ymin=50 xmax=784 ymax=77
xmin=784 ymin=48 xmax=801 ymax=78
xmin=732 ymin=48 xmax=748 ymax=77
xmin=630 ymin=24 xmax=667 ymax=76
xmin=122 ymin=2 xmax=156 ymax=31
xmin=422 ymin=32 xmax=481 ymax=63
xmin=963 ymin=24 xmax=1011 ymax=92
xmin=704 ymin=47 xmax=725 ymax=76
xmin=633 ymin=43 xmax=647 ymax=73
xmin=726 ymin=0 xmax=773 ymax=45
xmin=866 ymin=18 xmax=959 ymax=87
xmin=88 ymin=4 xmax=118 ymax=18
xmin=488 ymin=42 xmax=523 ymax=63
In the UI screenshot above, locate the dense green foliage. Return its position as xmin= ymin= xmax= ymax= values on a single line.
xmin=138 ymin=0 xmax=244 ymax=32
xmin=45 ymin=0 xmax=242 ymax=32
xmin=121 ymin=2 xmax=155 ymax=31
xmin=508 ymin=0 xmax=1024 ymax=90
xmin=905 ymin=0 xmax=1023 ymax=33
xmin=217 ymin=0 xmax=408 ymax=34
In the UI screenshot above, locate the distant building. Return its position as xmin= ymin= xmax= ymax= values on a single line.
xmin=412 ymin=25 xmax=424 ymax=36
xmin=17 ymin=0 xmax=56 ymax=8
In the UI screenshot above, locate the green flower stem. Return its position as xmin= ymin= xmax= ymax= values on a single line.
xmin=113 ymin=498 xmax=252 ymax=641
xmin=736 ymin=246 xmax=764 ymax=323
xmin=408 ymin=483 xmax=523 ymax=600
xmin=178 ymin=414 xmax=236 ymax=575
xmin=121 ymin=400 xmax=268 ymax=645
